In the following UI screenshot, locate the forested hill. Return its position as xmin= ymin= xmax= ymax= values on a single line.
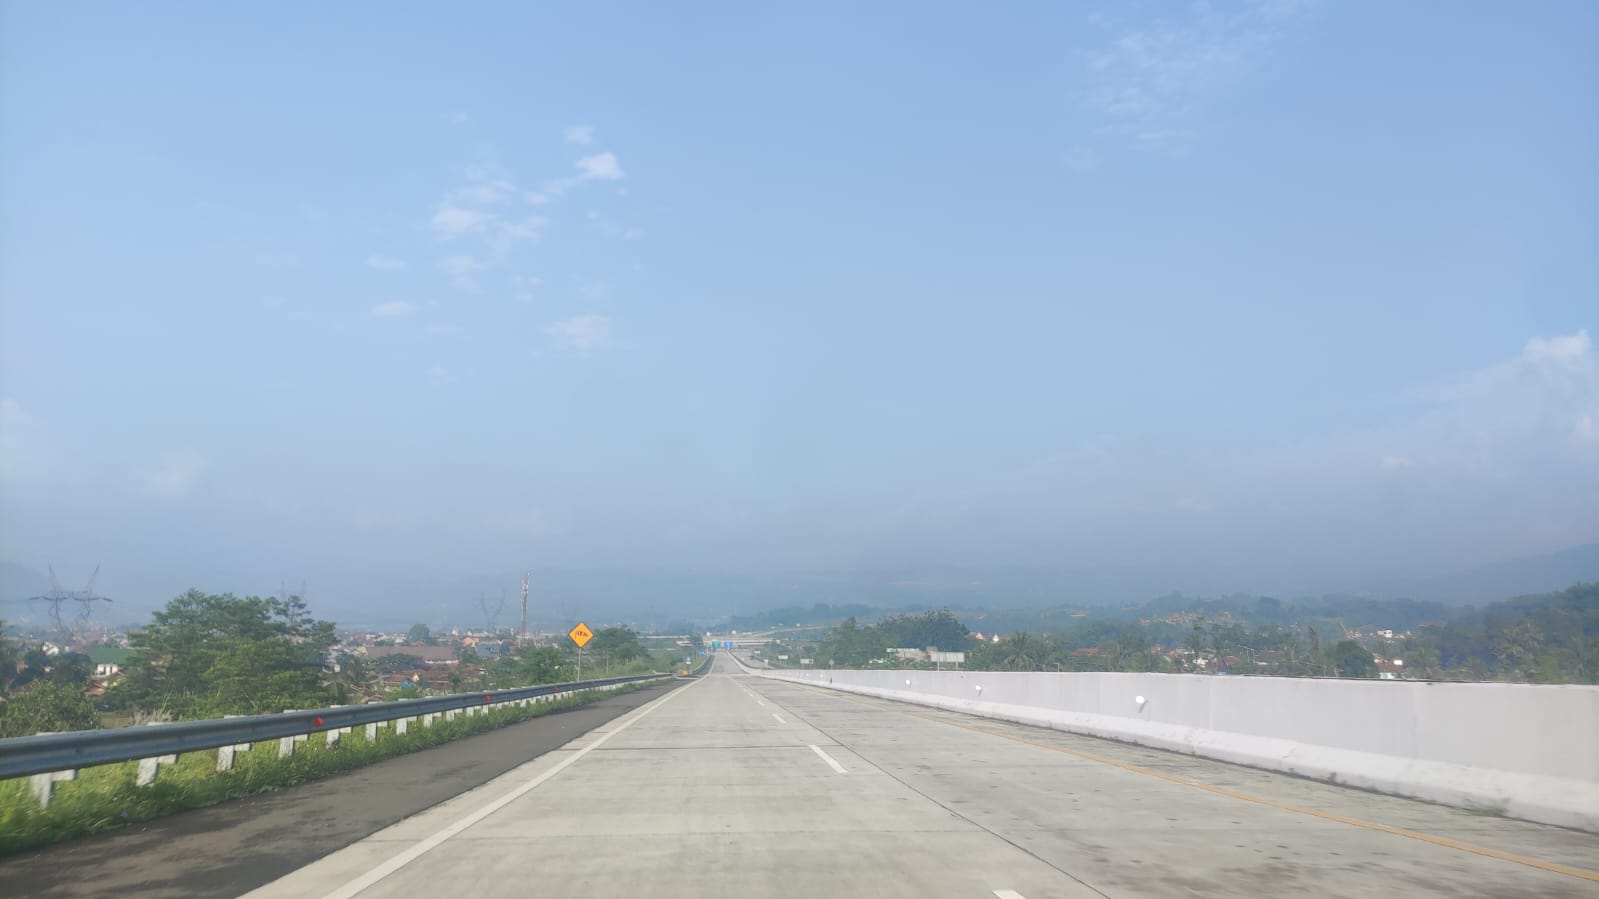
xmin=754 ymin=582 xmax=1599 ymax=684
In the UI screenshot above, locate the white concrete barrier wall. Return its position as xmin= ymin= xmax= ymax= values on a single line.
xmin=754 ymin=665 xmax=1599 ymax=832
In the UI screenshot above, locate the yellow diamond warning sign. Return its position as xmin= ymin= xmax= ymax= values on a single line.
xmin=568 ymin=622 xmax=594 ymax=648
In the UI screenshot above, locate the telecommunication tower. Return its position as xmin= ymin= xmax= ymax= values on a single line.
xmin=519 ymin=571 xmax=530 ymax=640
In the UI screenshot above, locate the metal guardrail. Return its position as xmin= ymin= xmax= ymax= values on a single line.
xmin=0 ymin=672 xmax=668 ymax=780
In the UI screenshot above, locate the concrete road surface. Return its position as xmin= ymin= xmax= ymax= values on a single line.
xmin=250 ymin=655 xmax=1599 ymax=899
xmin=0 ymin=682 xmax=683 ymax=898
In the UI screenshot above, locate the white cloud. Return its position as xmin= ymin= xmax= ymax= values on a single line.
xmin=370 ymin=301 xmax=416 ymax=317
xmin=1084 ymin=3 xmax=1307 ymax=151
xmin=1523 ymin=328 xmax=1591 ymax=364
xmin=1342 ymin=327 xmax=1598 ymax=488
xmin=1576 ymin=412 xmax=1599 ymax=446
xmin=450 ymin=180 xmax=516 ymax=206
xmin=584 ymin=211 xmax=642 ymax=241
xmin=514 ymin=274 xmax=544 ymax=303
xmin=525 ymin=192 xmax=549 ymax=206
xmin=431 ymin=206 xmax=489 ymax=239
xmin=0 ymin=397 xmax=35 ymax=431
xmin=545 ymin=314 xmax=615 ymax=351
xmin=1380 ymin=455 xmax=1413 ymax=472
xmin=440 ymin=255 xmax=484 ymax=276
xmin=576 ymin=152 xmax=625 ymax=181
xmin=1063 ymin=146 xmax=1099 ymax=173
xmin=574 ymin=277 xmax=611 ymax=299
xmin=427 ymin=363 xmax=456 ymax=385
xmin=488 ymin=216 xmax=546 ymax=258
xmin=366 ymin=254 xmax=407 ymax=271
xmin=564 ymin=125 xmax=594 ymax=145
xmin=440 ymin=254 xmax=485 ymax=289
xmin=139 ymin=449 xmax=205 ymax=498
xmin=429 ymin=177 xmax=518 ymax=241
xmin=543 ymin=152 xmax=628 ymax=199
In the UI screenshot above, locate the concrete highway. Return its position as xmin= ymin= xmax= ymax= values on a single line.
xmin=0 ymin=683 xmax=682 ymax=898
xmin=248 ymin=655 xmax=1599 ymax=899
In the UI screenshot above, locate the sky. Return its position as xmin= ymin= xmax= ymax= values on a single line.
xmin=2 ymin=1 xmax=1596 ymax=616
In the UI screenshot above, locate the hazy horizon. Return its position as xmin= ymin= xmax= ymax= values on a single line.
xmin=3 ymin=4 xmax=1596 ymax=627
xmin=5 ymin=541 xmax=1597 ymax=633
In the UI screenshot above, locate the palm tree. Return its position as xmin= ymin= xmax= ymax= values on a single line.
xmin=1004 ymin=633 xmax=1039 ymax=671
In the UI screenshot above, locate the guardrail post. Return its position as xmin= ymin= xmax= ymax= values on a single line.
xmin=215 ymin=717 xmax=254 ymax=772
xmin=365 ymin=722 xmax=380 ymax=740
xmin=276 ymin=710 xmax=308 ymax=758
xmin=24 ymin=734 xmax=76 ymax=808
xmin=397 ymin=716 xmax=413 ymax=735
xmin=136 ymin=753 xmax=178 ymax=786
xmin=29 ymin=769 xmax=76 ymax=808
xmin=134 ymin=722 xmax=179 ymax=786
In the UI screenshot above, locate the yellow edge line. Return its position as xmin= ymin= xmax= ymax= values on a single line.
xmin=795 ymin=681 xmax=1599 ymax=884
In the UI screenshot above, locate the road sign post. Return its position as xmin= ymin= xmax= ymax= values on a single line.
xmin=569 ymin=622 xmax=594 ymax=680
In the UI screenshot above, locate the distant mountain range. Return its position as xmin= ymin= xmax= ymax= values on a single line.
xmin=1358 ymin=543 xmax=1599 ymax=606
xmin=3 ymin=543 xmax=1595 ymax=632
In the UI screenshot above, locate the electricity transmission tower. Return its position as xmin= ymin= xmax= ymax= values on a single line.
xmin=28 ymin=564 xmax=113 ymax=642
xmin=480 ymin=591 xmax=505 ymax=633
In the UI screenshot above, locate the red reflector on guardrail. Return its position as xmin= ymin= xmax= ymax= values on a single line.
xmin=312 ymin=716 xmax=324 ymax=728
xmin=482 ymin=694 xmax=492 ymax=703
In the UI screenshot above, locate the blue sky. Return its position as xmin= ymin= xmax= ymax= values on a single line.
xmin=2 ymin=1 xmax=1595 ymax=610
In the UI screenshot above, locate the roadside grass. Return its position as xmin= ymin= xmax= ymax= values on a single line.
xmin=0 ymin=680 xmax=659 ymax=856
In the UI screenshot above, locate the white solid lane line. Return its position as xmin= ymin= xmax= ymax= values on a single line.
xmin=772 ymin=712 xmax=787 ymax=724
xmin=809 ymin=743 xmax=848 ymax=774
xmin=319 ymin=678 xmax=702 ymax=899
xmin=992 ymin=891 xmax=1028 ymax=899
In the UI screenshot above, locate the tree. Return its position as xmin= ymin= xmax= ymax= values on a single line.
xmin=0 ymin=621 xmax=21 ymax=694
xmin=48 ymin=652 xmax=96 ymax=687
xmin=1330 ymin=640 xmax=1378 ymax=678
xmin=1183 ymin=626 xmax=1207 ymax=671
xmin=1001 ymin=633 xmax=1041 ymax=671
xmin=0 ymin=680 xmax=100 ymax=738
xmin=408 ymin=623 xmax=432 ymax=644
xmin=588 ymin=627 xmax=648 ymax=663
xmin=511 ymin=646 xmax=566 ymax=684
xmin=110 ymin=591 xmax=337 ymax=718
xmin=1489 ymin=618 xmax=1542 ymax=681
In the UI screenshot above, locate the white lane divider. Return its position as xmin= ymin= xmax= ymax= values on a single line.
xmin=992 ymin=891 xmax=1028 ymax=899
xmin=771 ymin=712 xmax=787 ymax=724
xmin=809 ymin=743 xmax=848 ymax=774
xmin=319 ymin=677 xmax=700 ymax=899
